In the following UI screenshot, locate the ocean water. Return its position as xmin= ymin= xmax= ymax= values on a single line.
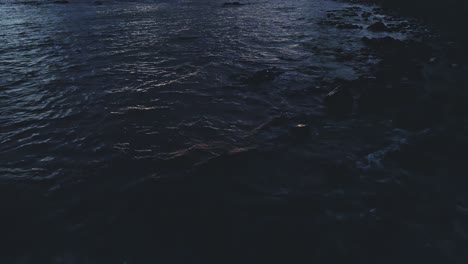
xmin=0 ymin=0 xmax=378 ymax=184
xmin=0 ymin=0 xmax=416 ymax=262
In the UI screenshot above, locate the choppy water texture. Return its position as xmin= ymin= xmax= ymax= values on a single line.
xmin=1 ymin=0 xmax=399 ymax=182
xmin=1 ymin=0 xmax=438 ymax=262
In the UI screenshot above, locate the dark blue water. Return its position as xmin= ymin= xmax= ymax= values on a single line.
xmin=0 ymin=0 xmax=420 ymax=262
xmin=1 ymin=0 xmax=387 ymax=185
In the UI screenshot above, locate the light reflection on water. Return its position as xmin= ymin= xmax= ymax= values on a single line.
xmin=0 ymin=0 xmax=380 ymax=184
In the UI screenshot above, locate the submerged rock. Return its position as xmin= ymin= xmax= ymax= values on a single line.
xmin=362 ymin=36 xmax=399 ymax=48
xmin=368 ymin=21 xmax=390 ymax=32
xmin=53 ymin=0 xmax=69 ymax=3
xmin=325 ymin=86 xmax=353 ymax=116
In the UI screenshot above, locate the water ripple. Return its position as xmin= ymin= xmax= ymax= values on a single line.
xmin=1 ymin=0 xmax=388 ymax=186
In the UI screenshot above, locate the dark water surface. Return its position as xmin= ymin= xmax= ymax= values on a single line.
xmin=1 ymin=0 xmax=430 ymax=262
xmin=0 ymin=0 xmax=408 ymax=181
xmin=1 ymin=0 xmax=390 ymax=184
